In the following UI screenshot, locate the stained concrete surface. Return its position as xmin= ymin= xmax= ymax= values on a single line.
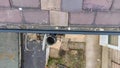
xmin=22 ymin=41 xmax=46 ymax=68
xmin=0 ymin=33 xmax=19 ymax=68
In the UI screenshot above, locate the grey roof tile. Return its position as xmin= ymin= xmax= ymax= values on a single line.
xmin=95 ymin=12 xmax=120 ymax=25
xmin=12 ymin=0 xmax=40 ymax=8
xmin=61 ymin=0 xmax=83 ymax=12
xmin=70 ymin=12 xmax=95 ymax=25
xmin=0 ymin=9 xmax=22 ymax=23
xmin=23 ymin=10 xmax=49 ymax=24
xmin=83 ymin=0 xmax=113 ymax=10
xmin=0 ymin=0 xmax=10 ymax=7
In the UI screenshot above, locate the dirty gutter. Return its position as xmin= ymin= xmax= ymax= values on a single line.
xmin=0 ymin=29 xmax=119 ymax=35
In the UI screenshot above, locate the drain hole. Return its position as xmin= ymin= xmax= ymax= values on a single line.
xmin=46 ymin=36 xmax=56 ymax=45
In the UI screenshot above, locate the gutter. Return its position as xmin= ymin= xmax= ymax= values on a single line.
xmin=0 ymin=29 xmax=120 ymax=35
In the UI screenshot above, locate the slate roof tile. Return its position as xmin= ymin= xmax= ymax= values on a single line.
xmin=95 ymin=12 xmax=120 ymax=25
xmin=41 ymin=0 xmax=61 ymax=10
xmin=50 ymin=11 xmax=68 ymax=26
xmin=70 ymin=12 xmax=95 ymax=25
xmin=0 ymin=9 xmax=22 ymax=23
xmin=12 ymin=0 xmax=40 ymax=8
xmin=23 ymin=10 xmax=49 ymax=24
xmin=83 ymin=0 xmax=113 ymax=10
xmin=0 ymin=0 xmax=10 ymax=7
xmin=61 ymin=0 xmax=83 ymax=12
xmin=112 ymin=0 xmax=120 ymax=10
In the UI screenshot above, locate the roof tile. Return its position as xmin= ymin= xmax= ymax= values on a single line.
xmin=112 ymin=0 xmax=120 ymax=10
xmin=0 ymin=9 xmax=22 ymax=23
xmin=95 ymin=12 xmax=120 ymax=25
xmin=70 ymin=12 xmax=95 ymax=25
xmin=12 ymin=0 xmax=40 ymax=8
xmin=61 ymin=0 xmax=83 ymax=12
xmin=41 ymin=0 xmax=61 ymax=10
xmin=0 ymin=0 xmax=119 ymax=27
xmin=0 ymin=0 xmax=10 ymax=7
xmin=23 ymin=10 xmax=49 ymax=24
xmin=50 ymin=11 xmax=68 ymax=26
xmin=83 ymin=0 xmax=113 ymax=10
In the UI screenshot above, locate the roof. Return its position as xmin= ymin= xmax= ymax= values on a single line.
xmin=0 ymin=0 xmax=120 ymax=29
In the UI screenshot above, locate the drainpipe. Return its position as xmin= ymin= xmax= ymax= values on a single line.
xmin=46 ymin=34 xmax=57 ymax=45
xmin=43 ymin=34 xmax=57 ymax=65
xmin=86 ymin=35 xmax=101 ymax=68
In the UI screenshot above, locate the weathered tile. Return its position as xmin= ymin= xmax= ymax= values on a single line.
xmin=50 ymin=11 xmax=68 ymax=26
xmin=61 ymin=0 xmax=82 ymax=12
xmin=23 ymin=10 xmax=49 ymax=24
xmin=95 ymin=12 xmax=120 ymax=25
xmin=112 ymin=0 xmax=120 ymax=10
xmin=12 ymin=0 xmax=40 ymax=8
xmin=83 ymin=0 xmax=113 ymax=10
xmin=41 ymin=0 xmax=61 ymax=10
xmin=0 ymin=9 xmax=22 ymax=23
xmin=70 ymin=12 xmax=95 ymax=25
xmin=0 ymin=0 xmax=10 ymax=7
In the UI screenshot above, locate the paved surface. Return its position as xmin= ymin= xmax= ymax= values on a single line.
xmin=22 ymin=41 xmax=46 ymax=68
xmin=0 ymin=33 xmax=19 ymax=68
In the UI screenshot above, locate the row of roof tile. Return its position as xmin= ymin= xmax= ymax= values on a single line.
xmin=0 ymin=0 xmax=120 ymax=27
xmin=1 ymin=9 xmax=120 ymax=26
xmin=1 ymin=0 xmax=119 ymax=11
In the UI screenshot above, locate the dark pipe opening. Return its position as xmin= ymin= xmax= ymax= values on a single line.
xmin=46 ymin=36 xmax=56 ymax=45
